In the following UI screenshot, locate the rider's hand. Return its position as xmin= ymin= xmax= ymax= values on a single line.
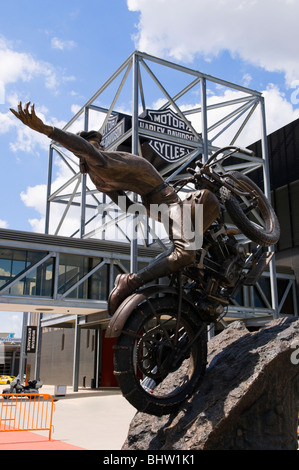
xmin=10 ymin=101 xmax=53 ymax=136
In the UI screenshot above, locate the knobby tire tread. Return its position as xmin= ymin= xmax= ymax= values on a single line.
xmin=223 ymin=171 xmax=280 ymax=246
xmin=113 ymin=296 xmax=207 ymax=416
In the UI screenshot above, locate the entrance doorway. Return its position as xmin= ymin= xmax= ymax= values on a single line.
xmin=101 ymin=331 xmax=118 ymax=387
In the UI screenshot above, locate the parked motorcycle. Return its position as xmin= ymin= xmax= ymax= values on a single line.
xmin=2 ymin=376 xmax=43 ymax=399
xmin=106 ymin=145 xmax=280 ymax=416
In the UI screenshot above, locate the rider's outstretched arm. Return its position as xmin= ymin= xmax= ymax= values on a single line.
xmin=10 ymin=101 xmax=102 ymax=162
xmin=10 ymin=101 xmax=53 ymax=136
xmin=49 ymin=126 xmax=101 ymax=161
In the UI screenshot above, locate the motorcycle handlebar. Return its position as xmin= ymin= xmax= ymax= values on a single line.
xmin=202 ymin=146 xmax=255 ymax=167
xmin=186 ymin=145 xmax=256 ymax=179
xmin=238 ymin=147 xmax=255 ymax=157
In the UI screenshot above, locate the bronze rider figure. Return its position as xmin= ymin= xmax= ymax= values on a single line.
xmin=10 ymin=102 xmax=220 ymax=314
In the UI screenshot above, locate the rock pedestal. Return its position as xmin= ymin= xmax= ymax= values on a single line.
xmin=123 ymin=318 xmax=299 ymax=450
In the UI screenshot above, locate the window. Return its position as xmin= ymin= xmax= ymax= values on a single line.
xmin=0 ymin=249 xmax=54 ymax=297
xmin=58 ymin=254 xmax=109 ymax=300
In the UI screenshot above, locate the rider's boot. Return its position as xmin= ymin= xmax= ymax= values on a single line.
xmin=108 ymin=273 xmax=142 ymax=315
xmin=108 ymin=253 xmax=172 ymax=315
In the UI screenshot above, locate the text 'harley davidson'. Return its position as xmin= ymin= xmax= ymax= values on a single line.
xmin=106 ymin=146 xmax=280 ymax=416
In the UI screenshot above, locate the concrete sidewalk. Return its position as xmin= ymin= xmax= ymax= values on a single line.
xmin=0 ymin=384 xmax=136 ymax=450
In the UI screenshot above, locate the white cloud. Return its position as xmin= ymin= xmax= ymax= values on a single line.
xmin=0 ymin=312 xmax=23 ymax=337
xmin=0 ymin=108 xmax=16 ymax=135
xmin=1 ymin=98 xmax=67 ymax=155
xmin=0 ymin=36 xmax=58 ymax=91
xmin=198 ymin=84 xmax=299 ymax=146
xmin=0 ymin=36 xmax=75 ymax=155
xmin=20 ymin=184 xmax=47 ymax=216
xmin=242 ymin=74 xmax=252 ymax=88
xmin=227 ymin=84 xmax=299 ymax=145
xmin=0 ymin=81 xmax=4 ymax=104
xmin=51 ymin=37 xmax=77 ymax=51
xmin=127 ymin=0 xmax=299 ymax=85
xmin=0 ymin=35 xmax=76 ymax=98
xmin=9 ymin=125 xmax=50 ymax=154
xmin=263 ymin=84 xmax=299 ymax=135
xmin=0 ymin=219 xmax=8 ymax=228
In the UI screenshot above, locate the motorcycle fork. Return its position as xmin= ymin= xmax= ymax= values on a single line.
xmin=173 ymin=273 xmax=183 ymax=345
xmin=172 ymin=273 xmax=206 ymax=366
xmin=173 ymin=322 xmax=206 ymax=368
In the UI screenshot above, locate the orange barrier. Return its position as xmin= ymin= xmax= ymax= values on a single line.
xmin=0 ymin=394 xmax=54 ymax=440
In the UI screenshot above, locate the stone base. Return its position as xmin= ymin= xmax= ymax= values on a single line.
xmin=123 ymin=318 xmax=299 ymax=450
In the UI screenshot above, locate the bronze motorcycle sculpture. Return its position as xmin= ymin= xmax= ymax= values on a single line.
xmin=106 ymin=146 xmax=280 ymax=416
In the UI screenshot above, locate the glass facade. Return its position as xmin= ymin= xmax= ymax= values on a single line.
xmin=0 ymin=244 xmax=295 ymax=314
xmin=0 ymin=248 xmax=53 ymax=297
xmin=0 ymin=248 xmax=111 ymax=301
xmin=58 ymin=254 xmax=109 ymax=300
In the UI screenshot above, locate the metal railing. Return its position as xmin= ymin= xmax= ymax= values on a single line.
xmin=0 ymin=394 xmax=54 ymax=440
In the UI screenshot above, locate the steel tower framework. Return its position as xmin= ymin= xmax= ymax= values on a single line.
xmin=45 ymin=51 xmax=279 ymax=318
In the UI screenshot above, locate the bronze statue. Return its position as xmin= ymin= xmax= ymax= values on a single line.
xmin=10 ymin=102 xmax=220 ymax=314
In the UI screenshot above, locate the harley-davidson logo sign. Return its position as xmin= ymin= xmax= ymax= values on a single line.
xmin=101 ymin=109 xmax=201 ymax=166
xmin=139 ymin=109 xmax=199 ymax=162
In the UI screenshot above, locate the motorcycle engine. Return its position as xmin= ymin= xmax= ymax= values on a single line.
xmin=186 ymin=227 xmax=246 ymax=288
xmin=220 ymin=245 xmax=246 ymax=287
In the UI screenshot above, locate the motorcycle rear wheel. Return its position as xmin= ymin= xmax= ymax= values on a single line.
xmin=223 ymin=171 xmax=280 ymax=246
xmin=113 ymin=296 xmax=207 ymax=416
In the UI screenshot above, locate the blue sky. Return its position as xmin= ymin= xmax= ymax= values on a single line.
xmin=1 ymin=0 xmax=299 ymax=335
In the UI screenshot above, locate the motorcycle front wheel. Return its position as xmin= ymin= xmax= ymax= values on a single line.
xmin=223 ymin=171 xmax=280 ymax=246
xmin=113 ymin=296 xmax=207 ymax=416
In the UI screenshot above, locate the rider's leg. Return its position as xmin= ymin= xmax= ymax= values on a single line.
xmin=107 ymin=245 xmax=196 ymax=315
xmin=107 ymin=232 xmax=196 ymax=317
